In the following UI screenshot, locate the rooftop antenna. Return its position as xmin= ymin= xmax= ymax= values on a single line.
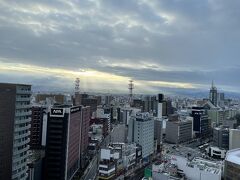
xmin=128 ymin=80 xmax=134 ymax=105
xmin=75 ymin=78 xmax=80 ymax=94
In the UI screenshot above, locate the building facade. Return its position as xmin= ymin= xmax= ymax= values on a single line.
xmin=0 ymin=83 xmax=32 ymax=180
xmin=209 ymin=81 xmax=218 ymax=106
xmin=30 ymin=106 xmax=46 ymax=149
xmin=229 ymin=129 xmax=240 ymax=150
xmin=224 ymin=149 xmax=240 ymax=180
xmin=166 ymin=118 xmax=192 ymax=144
xmin=128 ymin=113 xmax=154 ymax=159
xmin=191 ymin=107 xmax=210 ymax=138
xmin=213 ymin=126 xmax=229 ymax=149
xmin=79 ymin=106 xmax=91 ymax=168
xmin=44 ymin=106 xmax=83 ymax=180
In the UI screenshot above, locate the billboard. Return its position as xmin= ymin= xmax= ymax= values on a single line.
xmin=50 ymin=108 xmax=64 ymax=117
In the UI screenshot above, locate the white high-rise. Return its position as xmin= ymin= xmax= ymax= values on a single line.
xmin=12 ymin=85 xmax=32 ymax=180
xmin=0 ymin=83 xmax=31 ymax=180
xmin=229 ymin=129 xmax=240 ymax=150
xmin=128 ymin=112 xmax=154 ymax=159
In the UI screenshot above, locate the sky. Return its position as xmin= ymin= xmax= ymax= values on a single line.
xmin=0 ymin=0 xmax=240 ymax=94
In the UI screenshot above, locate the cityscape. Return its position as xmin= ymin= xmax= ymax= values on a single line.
xmin=1 ymin=1 xmax=240 ymax=180
xmin=1 ymin=81 xmax=240 ymax=180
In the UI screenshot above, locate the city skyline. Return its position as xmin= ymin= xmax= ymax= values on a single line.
xmin=1 ymin=0 xmax=240 ymax=93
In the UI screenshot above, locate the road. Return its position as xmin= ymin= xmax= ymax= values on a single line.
xmin=81 ymin=134 xmax=111 ymax=180
xmin=81 ymin=155 xmax=98 ymax=180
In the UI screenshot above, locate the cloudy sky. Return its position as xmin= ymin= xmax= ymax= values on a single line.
xmin=0 ymin=0 xmax=240 ymax=94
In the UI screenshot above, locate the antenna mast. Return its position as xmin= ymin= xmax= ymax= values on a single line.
xmin=128 ymin=80 xmax=134 ymax=105
xmin=75 ymin=78 xmax=80 ymax=94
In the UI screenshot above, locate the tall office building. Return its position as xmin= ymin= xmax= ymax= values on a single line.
xmin=128 ymin=112 xmax=154 ymax=159
xmin=30 ymin=106 xmax=46 ymax=149
xmin=81 ymin=96 xmax=98 ymax=116
xmin=229 ymin=129 xmax=240 ymax=150
xmin=157 ymin=94 xmax=164 ymax=118
xmin=218 ymin=92 xmax=225 ymax=107
xmin=166 ymin=116 xmax=192 ymax=144
xmin=44 ymin=105 xmax=89 ymax=180
xmin=0 ymin=83 xmax=32 ymax=180
xmin=213 ymin=126 xmax=229 ymax=150
xmin=143 ymin=95 xmax=158 ymax=115
xmin=209 ymin=81 xmax=218 ymax=106
xmin=79 ymin=106 xmax=91 ymax=168
xmin=154 ymin=119 xmax=162 ymax=151
xmin=191 ymin=107 xmax=210 ymax=138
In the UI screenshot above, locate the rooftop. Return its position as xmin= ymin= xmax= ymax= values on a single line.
xmin=187 ymin=157 xmax=222 ymax=175
xmin=226 ymin=148 xmax=240 ymax=165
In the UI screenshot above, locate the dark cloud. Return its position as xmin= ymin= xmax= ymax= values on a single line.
xmin=0 ymin=0 xmax=240 ymax=92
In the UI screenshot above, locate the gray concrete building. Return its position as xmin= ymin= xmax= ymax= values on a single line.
xmin=110 ymin=124 xmax=127 ymax=143
xmin=128 ymin=112 xmax=154 ymax=159
xmin=213 ymin=126 xmax=229 ymax=149
xmin=166 ymin=118 xmax=192 ymax=144
xmin=229 ymin=128 xmax=240 ymax=150
xmin=154 ymin=119 xmax=162 ymax=151
xmin=0 ymin=83 xmax=32 ymax=180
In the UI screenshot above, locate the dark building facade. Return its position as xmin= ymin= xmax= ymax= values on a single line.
xmin=142 ymin=96 xmax=158 ymax=116
xmin=81 ymin=97 xmax=98 ymax=116
xmin=209 ymin=81 xmax=218 ymax=106
xmin=80 ymin=106 xmax=91 ymax=168
xmin=30 ymin=106 xmax=46 ymax=149
xmin=213 ymin=126 xmax=229 ymax=150
xmin=191 ymin=107 xmax=210 ymax=138
xmin=133 ymin=99 xmax=144 ymax=110
xmin=44 ymin=106 xmax=82 ymax=180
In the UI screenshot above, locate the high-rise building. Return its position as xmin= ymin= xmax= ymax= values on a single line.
xmin=128 ymin=112 xmax=154 ymax=159
xmin=213 ymin=126 xmax=229 ymax=149
xmin=154 ymin=119 xmax=162 ymax=151
xmin=209 ymin=81 xmax=218 ymax=106
xmin=30 ymin=106 xmax=46 ymax=149
xmin=224 ymin=149 xmax=240 ymax=180
xmin=191 ymin=107 xmax=210 ymax=138
xmin=0 ymin=83 xmax=31 ymax=180
xmin=207 ymin=109 xmax=225 ymax=126
xmin=166 ymin=116 xmax=192 ymax=144
xmin=81 ymin=96 xmax=98 ymax=116
xmin=79 ymin=106 xmax=91 ymax=168
xmin=143 ymin=95 xmax=158 ymax=115
xmin=104 ymin=95 xmax=113 ymax=105
xmin=218 ymin=92 xmax=225 ymax=107
xmin=229 ymin=128 xmax=240 ymax=150
xmin=157 ymin=94 xmax=164 ymax=119
xmin=44 ymin=105 xmax=89 ymax=180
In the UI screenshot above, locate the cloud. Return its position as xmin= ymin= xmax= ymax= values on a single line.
xmin=0 ymin=0 xmax=240 ymax=93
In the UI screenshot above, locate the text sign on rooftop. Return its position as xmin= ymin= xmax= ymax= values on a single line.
xmin=50 ymin=108 xmax=64 ymax=117
xmin=70 ymin=107 xmax=81 ymax=113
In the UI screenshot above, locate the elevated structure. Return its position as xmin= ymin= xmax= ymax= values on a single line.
xmin=74 ymin=78 xmax=82 ymax=106
xmin=128 ymin=80 xmax=134 ymax=105
xmin=75 ymin=78 xmax=80 ymax=94
xmin=209 ymin=81 xmax=218 ymax=106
